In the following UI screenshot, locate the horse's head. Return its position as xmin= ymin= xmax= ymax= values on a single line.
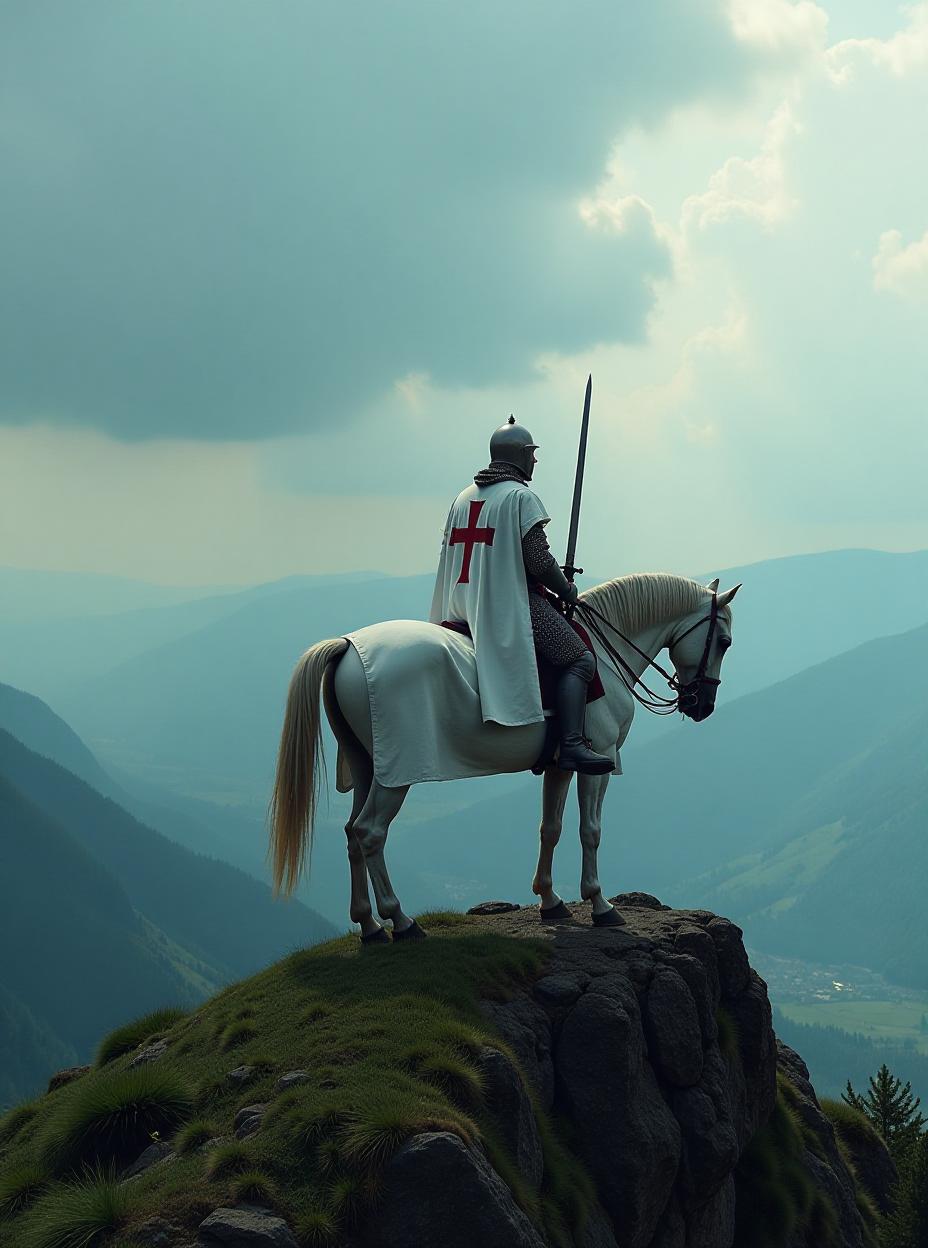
xmin=668 ymin=579 xmax=741 ymax=722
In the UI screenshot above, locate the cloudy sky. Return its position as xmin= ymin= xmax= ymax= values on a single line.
xmin=2 ymin=0 xmax=926 ymax=585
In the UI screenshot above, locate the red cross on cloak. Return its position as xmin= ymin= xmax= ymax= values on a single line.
xmin=450 ymin=500 xmax=495 ymax=584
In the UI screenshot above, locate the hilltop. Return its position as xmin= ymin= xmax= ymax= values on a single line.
xmin=0 ymin=901 xmax=893 ymax=1248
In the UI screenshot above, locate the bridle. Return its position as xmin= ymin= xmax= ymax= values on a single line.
xmin=573 ymin=592 xmax=722 ymax=717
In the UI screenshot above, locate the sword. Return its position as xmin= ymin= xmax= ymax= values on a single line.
xmin=563 ymin=374 xmax=592 ymax=599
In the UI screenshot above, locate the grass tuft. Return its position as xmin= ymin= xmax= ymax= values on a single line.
xmin=295 ymin=1206 xmax=341 ymax=1247
xmin=0 ymin=1101 xmax=40 ymax=1147
xmin=229 ymin=1168 xmax=277 ymax=1206
xmin=0 ymin=1162 xmax=50 ymax=1216
xmin=204 ymin=1141 xmax=253 ymax=1181
xmin=336 ymin=1090 xmax=475 ymax=1174
xmin=820 ymin=1097 xmax=883 ymax=1151
xmin=173 ymin=1119 xmax=216 ymax=1155
xmin=220 ymin=1020 xmax=257 ymax=1051
xmin=414 ymin=1051 xmax=485 ymax=1108
xmin=327 ymin=1173 xmax=370 ymax=1228
xmin=95 ymin=1008 xmax=188 ymax=1068
xmin=39 ymin=1066 xmax=194 ymax=1175
xmin=18 ymin=1166 xmax=131 ymax=1248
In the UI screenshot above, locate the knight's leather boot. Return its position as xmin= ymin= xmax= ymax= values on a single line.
xmin=556 ymin=653 xmax=614 ymax=775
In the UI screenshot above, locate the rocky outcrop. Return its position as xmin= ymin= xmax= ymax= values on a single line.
xmin=359 ymin=899 xmax=783 ymax=1248
xmin=100 ymin=899 xmax=864 ymax=1248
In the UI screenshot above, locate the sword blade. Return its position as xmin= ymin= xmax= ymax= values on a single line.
xmin=564 ymin=373 xmax=592 ymax=580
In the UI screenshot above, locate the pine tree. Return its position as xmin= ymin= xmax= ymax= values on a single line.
xmin=844 ymin=1064 xmax=927 ymax=1163
xmin=881 ymin=1132 xmax=928 ymax=1247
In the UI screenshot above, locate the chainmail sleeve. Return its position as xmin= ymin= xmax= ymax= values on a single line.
xmin=521 ymin=523 xmax=558 ymax=578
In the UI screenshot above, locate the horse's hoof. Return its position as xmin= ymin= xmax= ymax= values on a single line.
xmin=592 ymin=907 xmax=625 ymax=928
xmin=360 ymin=927 xmax=391 ymax=945
xmin=539 ymin=900 xmax=572 ymax=924
xmin=392 ymin=919 xmax=428 ymax=942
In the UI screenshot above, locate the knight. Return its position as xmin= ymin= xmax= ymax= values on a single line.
xmin=429 ymin=416 xmax=613 ymax=775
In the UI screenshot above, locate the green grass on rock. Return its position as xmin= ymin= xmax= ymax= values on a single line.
xmin=0 ymin=912 xmax=579 ymax=1246
xmin=95 ymin=1009 xmax=189 ymax=1068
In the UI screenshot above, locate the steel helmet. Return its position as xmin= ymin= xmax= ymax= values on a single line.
xmin=489 ymin=415 xmax=538 ymax=478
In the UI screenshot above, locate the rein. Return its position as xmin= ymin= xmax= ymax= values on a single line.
xmin=573 ymin=593 xmax=720 ymax=716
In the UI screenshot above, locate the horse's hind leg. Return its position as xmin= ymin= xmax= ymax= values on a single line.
xmin=353 ymin=780 xmax=421 ymax=938
xmin=344 ymin=755 xmax=387 ymax=942
xmin=532 ymin=767 xmax=572 ymax=915
xmin=322 ymin=661 xmax=383 ymax=941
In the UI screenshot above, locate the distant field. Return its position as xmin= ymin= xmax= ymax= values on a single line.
xmin=778 ymin=999 xmax=928 ymax=1054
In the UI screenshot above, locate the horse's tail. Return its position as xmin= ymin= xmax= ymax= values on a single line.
xmin=269 ymin=637 xmax=350 ymax=897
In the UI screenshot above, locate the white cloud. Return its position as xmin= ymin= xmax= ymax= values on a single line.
xmin=826 ymin=3 xmax=928 ymax=82
xmin=682 ymin=100 xmax=801 ymax=232
xmin=613 ymin=306 xmax=749 ymax=441
xmin=728 ymin=0 xmax=828 ymax=55
xmin=872 ymin=228 xmax=928 ymax=298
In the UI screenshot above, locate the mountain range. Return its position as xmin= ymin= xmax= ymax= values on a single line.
xmin=0 ymin=696 xmax=335 ymax=1107
xmin=2 ymin=548 xmax=926 ymax=1104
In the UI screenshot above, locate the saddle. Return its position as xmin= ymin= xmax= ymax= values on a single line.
xmin=440 ymin=601 xmax=604 ymax=775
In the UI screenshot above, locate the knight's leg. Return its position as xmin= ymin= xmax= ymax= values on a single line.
xmin=529 ymin=595 xmax=612 ymax=775
xmin=532 ymin=766 xmax=572 ymax=912
xmin=577 ymin=771 xmax=621 ymax=923
xmin=353 ymin=780 xmax=417 ymax=935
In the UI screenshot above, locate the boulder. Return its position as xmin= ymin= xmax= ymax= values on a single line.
xmin=533 ymin=972 xmax=587 ymax=1008
xmin=477 ymin=1046 xmax=543 ymax=1187
xmin=467 ymin=901 xmax=521 ymax=914
xmin=480 ymin=995 xmax=554 ymax=1110
xmin=226 ymin=1065 xmax=256 ymax=1085
xmin=609 ymin=892 xmax=668 ymax=910
xmin=199 ymin=1205 xmax=298 ymax=1247
xmin=121 ymin=1140 xmax=174 ymax=1180
xmin=47 ymin=1064 xmax=91 ymax=1093
xmin=643 ymin=968 xmax=703 ymax=1087
xmin=364 ymin=1131 xmax=546 ymax=1248
xmin=706 ymin=918 xmax=750 ymax=1000
xmin=276 ymin=1070 xmax=311 ymax=1092
xmin=234 ymin=1103 xmax=269 ymax=1140
xmin=129 ymin=1038 xmax=170 ymax=1068
xmin=556 ymin=976 xmax=681 ymax=1248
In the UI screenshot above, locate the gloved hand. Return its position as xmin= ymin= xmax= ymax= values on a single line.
xmin=562 ymin=581 xmax=579 ymax=606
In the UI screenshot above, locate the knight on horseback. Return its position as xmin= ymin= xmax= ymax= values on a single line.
xmin=429 ymin=416 xmax=614 ymax=775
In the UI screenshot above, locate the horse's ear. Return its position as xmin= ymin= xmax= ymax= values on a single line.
xmin=707 ymin=577 xmax=720 ymax=592
xmin=718 ymin=583 xmax=742 ymax=608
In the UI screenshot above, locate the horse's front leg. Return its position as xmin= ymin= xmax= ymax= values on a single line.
xmin=532 ymin=767 xmax=572 ymax=913
xmin=577 ymin=771 xmax=620 ymax=923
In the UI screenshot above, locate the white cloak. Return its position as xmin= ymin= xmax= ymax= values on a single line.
xmin=428 ymin=479 xmax=550 ymax=727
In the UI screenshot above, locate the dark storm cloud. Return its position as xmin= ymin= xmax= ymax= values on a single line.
xmin=2 ymin=1 xmax=760 ymax=440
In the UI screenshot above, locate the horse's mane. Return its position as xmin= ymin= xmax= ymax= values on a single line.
xmin=581 ymin=573 xmax=713 ymax=635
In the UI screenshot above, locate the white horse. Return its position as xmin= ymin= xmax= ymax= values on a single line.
xmin=269 ymin=573 xmax=740 ymax=941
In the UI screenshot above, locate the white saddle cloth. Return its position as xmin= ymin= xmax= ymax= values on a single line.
xmin=344 ymin=619 xmax=546 ymax=788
